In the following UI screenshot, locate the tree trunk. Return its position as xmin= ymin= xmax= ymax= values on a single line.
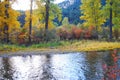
xmin=109 ymin=2 xmax=113 ymax=40
xmin=45 ymin=0 xmax=50 ymax=31
xmin=29 ymin=0 xmax=33 ymax=43
xmin=4 ymin=0 xmax=9 ymax=43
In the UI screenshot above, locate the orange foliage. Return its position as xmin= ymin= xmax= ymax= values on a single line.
xmin=89 ymin=25 xmax=95 ymax=32
xmin=57 ymin=25 xmax=97 ymax=40
xmin=18 ymin=32 xmax=26 ymax=44
xmin=83 ymin=26 xmax=97 ymax=39
xmin=72 ymin=26 xmax=83 ymax=39
xmin=84 ymin=30 xmax=91 ymax=39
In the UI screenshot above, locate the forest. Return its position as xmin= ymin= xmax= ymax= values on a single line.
xmin=0 ymin=0 xmax=120 ymax=52
xmin=1 ymin=0 xmax=120 ymax=79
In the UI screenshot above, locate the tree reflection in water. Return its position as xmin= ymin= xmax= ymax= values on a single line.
xmin=41 ymin=54 xmax=56 ymax=80
xmin=83 ymin=51 xmax=103 ymax=80
xmin=0 ymin=49 xmax=119 ymax=80
xmin=102 ymin=49 xmax=120 ymax=80
xmin=1 ymin=57 xmax=13 ymax=80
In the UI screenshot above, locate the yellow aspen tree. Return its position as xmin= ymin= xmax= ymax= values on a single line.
xmin=80 ymin=0 xmax=106 ymax=37
xmin=35 ymin=0 xmax=62 ymax=30
xmin=103 ymin=0 xmax=120 ymax=40
xmin=0 ymin=0 xmax=20 ymax=43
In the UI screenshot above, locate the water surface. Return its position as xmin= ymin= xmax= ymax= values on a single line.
xmin=0 ymin=49 xmax=120 ymax=80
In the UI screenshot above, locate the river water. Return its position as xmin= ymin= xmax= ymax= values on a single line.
xmin=0 ymin=49 xmax=120 ymax=80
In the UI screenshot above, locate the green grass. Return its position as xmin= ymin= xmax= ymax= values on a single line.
xmin=0 ymin=41 xmax=68 ymax=53
xmin=0 ymin=40 xmax=120 ymax=54
xmin=0 ymin=44 xmax=25 ymax=53
xmin=30 ymin=41 xmax=63 ymax=48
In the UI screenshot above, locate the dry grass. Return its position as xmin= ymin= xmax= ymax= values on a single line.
xmin=0 ymin=40 xmax=120 ymax=54
xmin=59 ymin=40 xmax=120 ymax=52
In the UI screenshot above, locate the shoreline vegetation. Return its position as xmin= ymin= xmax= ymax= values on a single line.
xmin=0 ymin=40 xmax=120 ymax=55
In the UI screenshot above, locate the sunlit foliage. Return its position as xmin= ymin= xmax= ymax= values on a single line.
xmin=34 ymin=0 xmax=62 ymax=30
xmin=80 ymin=0 xmax=106 ymax=31
xmin=103 ymin=0 xmax=120 ymax=39
xmin=60 ymin=40 xmax=120 ymax=52
xmin=24 ymin=10 xmax=38 ymax=31
xmin=0 ymin=0 xmax=20 ymax=43
xmin=103 ymin=0 xmax=120 ymax=27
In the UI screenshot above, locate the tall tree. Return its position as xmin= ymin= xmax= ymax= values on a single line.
xmin=35 ymin=0 xmax=62 ymax=29
xmin=109 ymin=1 xmax=112 ymax=40
xmin=4 ymin=0 xmax=9 ymax=43
xmin=103 ymin=0 xmax=120 ymax=40
xmin=36 ymin=0 xmax=54 ymax=31
xmin=0 ymin=0 xmax=20 ymax=43
xmin=29 ymin=0 xmax=33 ymax=43
xmin=45 ymin=0 xmax=50 ymax=31
xmin=80 ymin=0 xmax=106 ymax=37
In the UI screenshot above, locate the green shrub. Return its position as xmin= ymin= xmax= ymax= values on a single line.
xmin=34 ymin=29 xmax=59 ymax=42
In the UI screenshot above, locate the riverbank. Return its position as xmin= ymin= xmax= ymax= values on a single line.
xmin=0 ymin=40 xmax=120 ymax=55
xmin=59 ymin=40 xmax=120 ymax=52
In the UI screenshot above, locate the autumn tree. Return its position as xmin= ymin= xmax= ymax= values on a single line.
xmin=45 ymin=0 xmax=50 ymax=31
xmin=35 ymin=0 xmax=62 ymax=30
xmin=103 ymin=0 xmax=120 ymax=40
xmin=29 ymin=0 xmax=33 ymax=43
xmin=35 ymin=0 xmax=52 ymax=31
xmin=3 ymin=0 xmax=9 ymax=43
xmin=35 ymin=0 xmax=62 ymax=41
xmin=23 ymin=0 xmax=61 ymax=42
xmin=22 ymin=0 xmax=34 ymax=43
xmin=80 ymin=0 xmax=106 ymax=38
xmin=23 ymin=10 xmax=38 ymax=43
xmin=0 ymin=0 xmax=20 ymax=43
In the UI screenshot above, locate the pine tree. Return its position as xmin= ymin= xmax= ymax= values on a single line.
xmin=62 ymin=17 xmax=69 ymax=27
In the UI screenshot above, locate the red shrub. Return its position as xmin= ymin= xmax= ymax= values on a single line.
xmin=18 ymin=32 xmax=26 ymax=44
xmin=72 ymin=26 xmax=83 ymax=39
xmin=57 ymin=25 xmax=97 ymax=40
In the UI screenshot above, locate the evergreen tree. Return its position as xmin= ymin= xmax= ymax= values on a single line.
xmin=62 ymin=17 xmax=69 ymax=27
xmin=60 ymin=0 xmax=82 ymax=25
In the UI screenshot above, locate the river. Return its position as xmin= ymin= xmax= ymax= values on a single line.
xmin=0 ymin=49 xmax=120 ymax=80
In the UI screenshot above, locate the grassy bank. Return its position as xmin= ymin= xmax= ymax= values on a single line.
xmin=0 ymin=44 xmax=25 ymax=53
xmin=0 ymin=40 xmax=120 ymax=54
xmin=59 ymin=40 xmax=120 ymax=52
xmin=0 ymin=41 xmax=67 ymax=53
